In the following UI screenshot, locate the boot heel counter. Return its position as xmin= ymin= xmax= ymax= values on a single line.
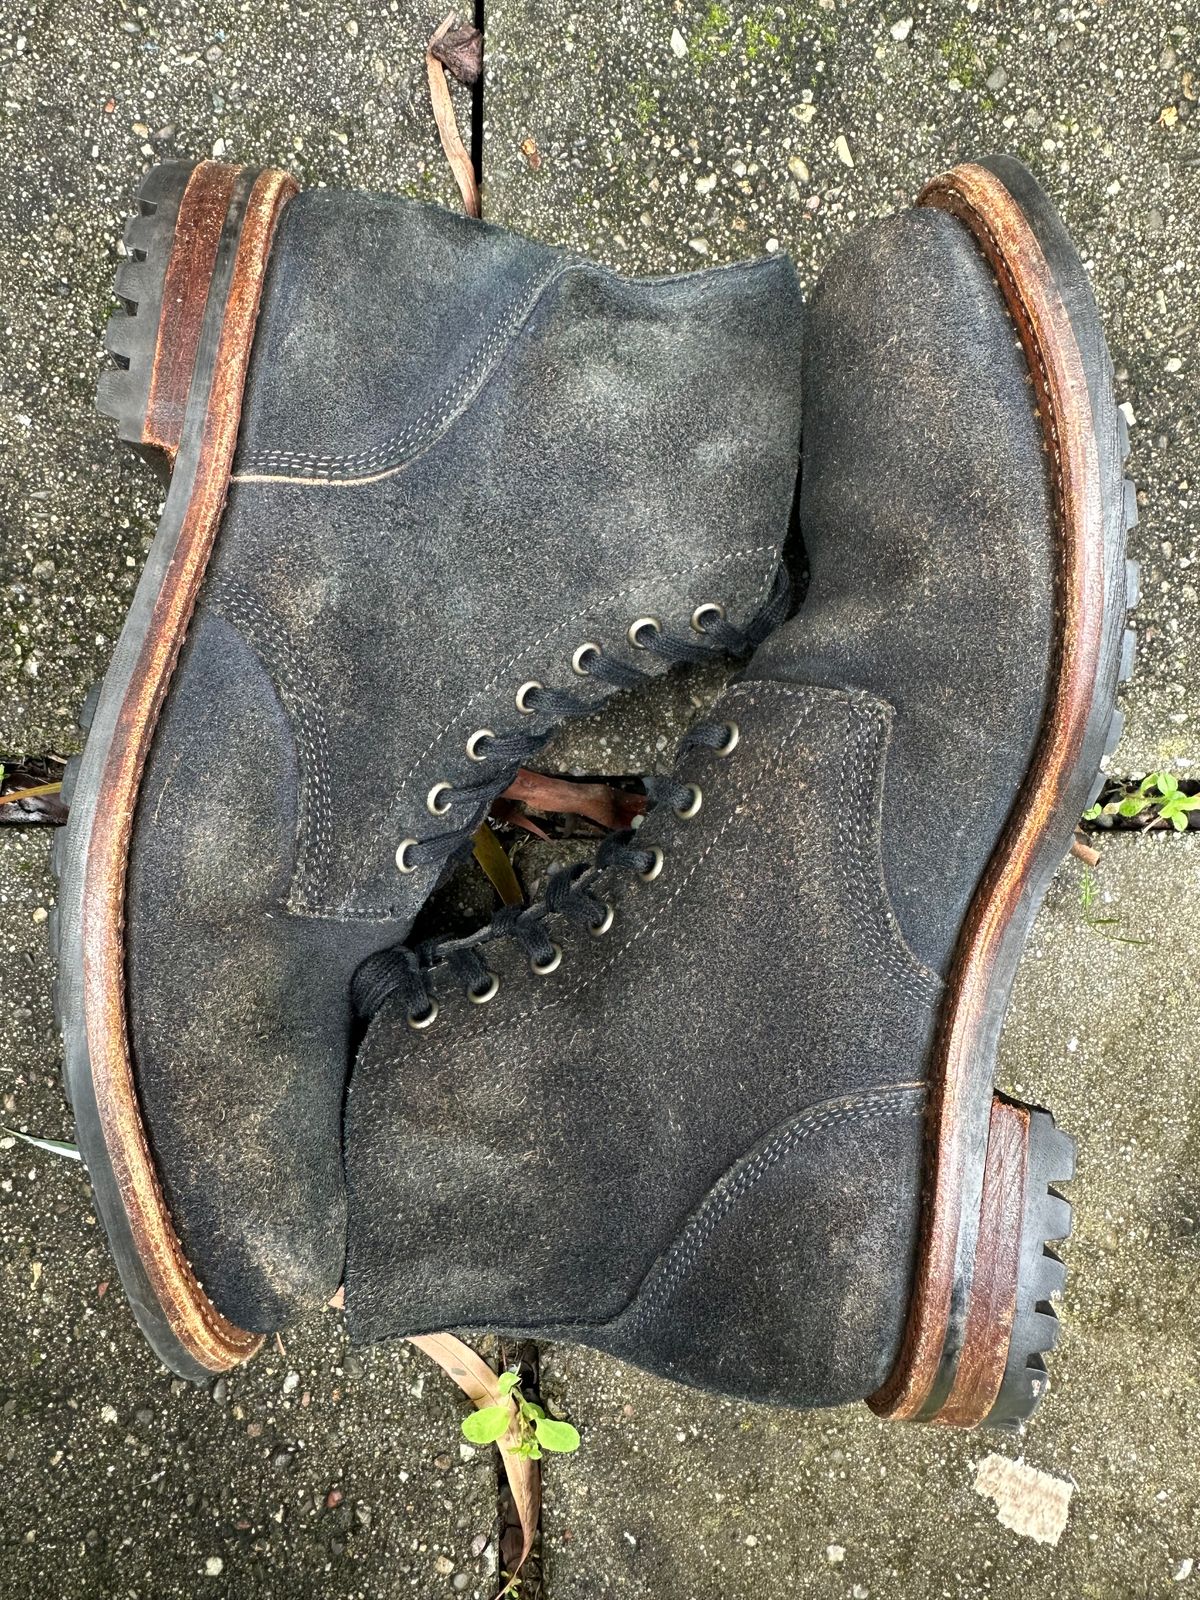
xmin=603 ymin=1086 xmax=926 ymax=1409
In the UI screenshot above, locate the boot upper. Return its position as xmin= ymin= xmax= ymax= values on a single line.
xmin=747 ymin=205 xmax=1056 ymax=975
xmin=126 ymin=189 xmax=805 ymax=1330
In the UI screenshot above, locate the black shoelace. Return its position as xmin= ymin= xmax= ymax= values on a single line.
xmin=391 ymin=567 xmax=789 ymax=881
xmin=353 ymin=713 xmax=741 ymax=1028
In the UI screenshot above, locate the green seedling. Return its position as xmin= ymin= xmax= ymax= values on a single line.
xmin=461 ymin=1369 xmax=581 ymax=1459
xmin=1084 ymin=771 xmax=1200 ymax=831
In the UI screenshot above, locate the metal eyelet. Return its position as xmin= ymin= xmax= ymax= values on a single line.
xmin=589 ymin=902 xmax=615 ymax=937
xmin=572 ymin=641 xmax=602 ymax=676
xmin=691 ymin=602 xmax=726 ymax=633
xmin=674 ymin=784 xmax=703 ymax=820
xmin=627 ymin=616 xmax=661 ymax=648
xmin=639 ymin=846 xmax=664 ymax=882
xmin=515 ymin=680 xmax=543 ymax=714
xmin=407 ymin=1000 xmax=439 ymax=1031
xmin=427 ymin=782 xmax=453 ymax=816
xmin=466 ymin=728 xmax=494 ymax=762
xmin=395 ymin=838 xmax=420 ymax=873
xmin=530 ymin=944 xmax=563 ymax=976
xmin=716 ymin=720 xmax=740 ymax=757
xmin=468 ymin=973 xmax=500 ymax=1005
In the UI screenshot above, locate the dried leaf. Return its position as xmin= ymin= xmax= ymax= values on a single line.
xmin=0 ymin=781 xmax=63 ymax=809
xmin=1 ymin=1126 xmax=81 ymax=1161
xmin=426 ymin=15 xmax=480 ymax=217
xmin=410 ymin=1332 xmax=539 ymax=1593
xmin=499 ymin=768 xmax=646 ymax=832
xmin=429 ymin=19 xmax=483 ymax=85
xmin=1070 ymin=835 xmax=1100 ymax=867
xmin=473 ymin=822 xmax=524 ymax=907
xmin=489 ymin=797 xmax=551 ymax=842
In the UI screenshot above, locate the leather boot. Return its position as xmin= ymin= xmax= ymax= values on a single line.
xmin=53 ymin=160 xmax=804 ymax=1377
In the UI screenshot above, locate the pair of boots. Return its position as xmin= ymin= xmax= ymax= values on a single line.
xmin=55 ymin=154 xmax=1134 ymax=1429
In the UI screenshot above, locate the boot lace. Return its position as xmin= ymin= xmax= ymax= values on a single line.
xmin=389 ymin=568 xmax=788 ymax=881
xmin=353 ymin=713 xmax=742 ymax=1028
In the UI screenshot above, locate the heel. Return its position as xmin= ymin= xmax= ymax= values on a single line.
xmin=97 ymin=160 xmax=242 ymax=463
xmin=935 ymin=1096 xmax=1074 ymax=1428
xmin=983 ymin=1104 xmax=1074 ymax=1428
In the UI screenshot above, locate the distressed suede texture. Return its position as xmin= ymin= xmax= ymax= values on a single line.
xmin=748 ymin=206 xmax=1056 ymax=974
xmin=126 ymin=187 xmax=805 ymax=1330
xmin=343 ymin=200 xmax=1062 ymax=1410
xmin=344 ymin=683 xmax=935 ymax=1407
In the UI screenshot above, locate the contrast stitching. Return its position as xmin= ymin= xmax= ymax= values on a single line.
xmin=836 ymin=704 xmax=943 ymax=1005
xmin=622 ymin=1084 xmax=926 ymax=1331
xmin=203 ymin=581 xmax=335 ymax=909
xmin=232 ymin=263 xmax=577 ymax=482
xmin=331 ymin=546 xmax=781 ymax=918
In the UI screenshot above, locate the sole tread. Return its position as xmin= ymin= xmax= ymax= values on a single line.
xmin=986 ymin=1108 xmax=1076 ymax=1429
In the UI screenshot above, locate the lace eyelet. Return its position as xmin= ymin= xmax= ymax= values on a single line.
xmin=589 ymin=902 xmax=615 ymax=937
xmin=716 ymin=720 xmax=740 ymax=757
xmin=673 ymin=784 xmax=703 ymax=820
xmin=515 ymin=680 xmax=543 ymax=715
xmin=427 ymin=782 xmax=453 ymax=816
xmin=639 ymin=846 xmax=664 ymax=882
xmin=691 ymin=602 xmax=726 ymax=633
xmin=468 ymin=973 xmax=500 ymax=1005
xmin=395 ymin=838 xmax=420 ymax=873
xmin=627 ymin=616 xmax=661 ymax=648
xmin=466 ymin=728 xmax=494 ymax=762
xmin=530 ymin=944 xmax=563 ymax=976
xmin=572 ymin=641 xmax=602 ymax=676
xmin=407 ymin=1000 xmax=439 ymax=1031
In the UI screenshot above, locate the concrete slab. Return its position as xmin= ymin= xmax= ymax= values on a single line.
xmin=535 ymin=833 xmax=1200 ymax=1598
xmin=482 ymin=0 xmax=1200 ymax=777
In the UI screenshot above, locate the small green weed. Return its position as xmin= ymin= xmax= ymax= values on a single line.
xmin=462 ymin=1370 xmax=581 ymax=1459
xmin=1084 ymin=771 xmax=1200 ymax=832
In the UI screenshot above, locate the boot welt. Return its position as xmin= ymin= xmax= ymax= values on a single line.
xmin=870 ymin=158 xmax=1136 ymax=1428
xmin=53 ymin=160 xmax=298 ymax=1379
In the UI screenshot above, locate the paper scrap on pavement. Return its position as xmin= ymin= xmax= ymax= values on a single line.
xmin=974 ymin=1453 xmax=1074 ymax=1546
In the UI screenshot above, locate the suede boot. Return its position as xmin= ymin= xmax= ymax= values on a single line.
xmin=343 ymin=157 xmax=1136 ymax=1428
xmin=53 ymin=161 xmax=804 ymax=1378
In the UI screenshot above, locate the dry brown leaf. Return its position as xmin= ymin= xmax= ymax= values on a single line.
xmin=500 ymin=768 xmax=647 ymax=832
xmin=0 ymin=781 xmax=62 ymax=808
xmin=409 ymin=1332 xmax=539 ymax=1593
xmin=473 ymin=821 xmax=524 ymax=906
xmin=426 ymin=15 xmax=480 ymax=217
xmin=1070 ymin=834 xmax=1100 ymax=867
xmin=489 ymin=797 xmax=551 ymax=841
xmin=429 ymin=19 xmax=483 ymax=84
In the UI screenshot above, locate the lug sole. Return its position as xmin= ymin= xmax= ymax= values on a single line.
xmin=869 ymin=158 xmax=1134 ymax=1428
xmin=53 ymin=159 xmax=297 ymax=1379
